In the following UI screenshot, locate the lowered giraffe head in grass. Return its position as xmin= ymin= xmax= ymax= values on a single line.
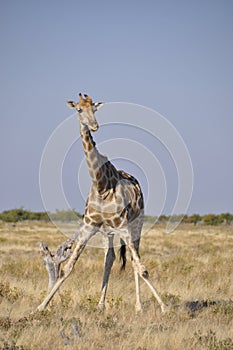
xmin=67 ymin=93 xmax=104 ymax=131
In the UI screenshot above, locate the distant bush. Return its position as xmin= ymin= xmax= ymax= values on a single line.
xmin=50 ymin=209 xmax=82 ymax=222
xmin=0 ymin=208 xmax=30 ymax=223
xmin=159 ymin=215 xmax=169 ymax=222
xmin=202 ymin=214 xmax=224 ymax=226
xmin=0 ymin=208 xmax=47 ymax=223
xmin=182 ymin=214 xmax=202 ymax=225
xmin=219 ymin=212 xmax=233 ymax=225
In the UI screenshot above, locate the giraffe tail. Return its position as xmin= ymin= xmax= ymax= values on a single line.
xmin=119 ymin=239 xmax=127 ymax=271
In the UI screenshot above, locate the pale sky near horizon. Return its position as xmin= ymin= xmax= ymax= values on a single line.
xmin=0 ymin=0 xmax=233 ymax=216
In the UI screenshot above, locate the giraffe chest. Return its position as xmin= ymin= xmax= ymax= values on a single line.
xmin=84 ymin=179 xmax=144 ymax=228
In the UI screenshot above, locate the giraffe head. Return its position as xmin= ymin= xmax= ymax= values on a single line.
xmin=67 ymin=93 xmax=104 ymax=131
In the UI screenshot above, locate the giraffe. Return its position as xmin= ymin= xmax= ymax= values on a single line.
xmin=37 ymin=93 xmax=167 ymax=313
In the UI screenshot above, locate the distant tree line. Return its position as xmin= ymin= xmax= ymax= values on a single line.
xmin=146 ymin=213 xmax=233 ymax=226
xmin=0 ymin=208 xmax=82 ymax=223
xmin=0 ymin=208 xmax=232 ymax=226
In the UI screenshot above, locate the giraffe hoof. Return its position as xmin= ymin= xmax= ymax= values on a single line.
xmin=96 ymin=303 xmax=105 ymax=312
xmin=161 ymin=304 xmax=169 ymax=313
xmin=135 ymin=304 xmax=143 ymax=314
xmin=142 ymin=270 xmax=149 ymax=278
xmin=138 ymin=264 xmax=149 ymax=278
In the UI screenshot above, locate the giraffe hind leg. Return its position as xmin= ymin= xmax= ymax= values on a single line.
xmin=119 ymin=238 xmax=127 ymax=270
xmin=140 ymin=274 xmax=168 ymax=313
xmin=97 ymin=235 xmax=115 ymax=311
xmin=132 ymin=260 xmax=142 ymax=313
xmin=126 ymin=238 xmax=167 ymax=313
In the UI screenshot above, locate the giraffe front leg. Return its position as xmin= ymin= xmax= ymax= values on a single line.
xmin=37 ymin=224 xmax=98 ymax=311
xmin=97 ymin=236 xmax=115 ymax=311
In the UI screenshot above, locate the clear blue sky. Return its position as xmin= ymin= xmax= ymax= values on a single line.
xmin=1 ymin=0 xmax=232 ymax=215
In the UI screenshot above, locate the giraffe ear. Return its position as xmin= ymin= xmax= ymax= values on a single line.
xmin=94 ymin=102 xmax=104 ymax=111
xmin=66 ymin=101 xmax=77 ymax=109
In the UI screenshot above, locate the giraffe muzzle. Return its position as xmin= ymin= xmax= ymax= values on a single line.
xmin=90 ymin=123 xmax=99 ymax=132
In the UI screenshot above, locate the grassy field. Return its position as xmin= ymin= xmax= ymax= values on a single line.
xmin=0 ymin=221 xmax=233 ymax=350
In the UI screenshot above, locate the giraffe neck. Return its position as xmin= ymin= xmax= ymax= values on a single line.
xmin=80 ymin=124 xmax=119 ymax=193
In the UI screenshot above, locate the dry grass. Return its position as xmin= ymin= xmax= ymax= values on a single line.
xmin=0 ymin=221 xmax=233 ymax=349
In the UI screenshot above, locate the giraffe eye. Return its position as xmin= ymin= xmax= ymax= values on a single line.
xmin=77 ymin=108 xmax=82 ymax=113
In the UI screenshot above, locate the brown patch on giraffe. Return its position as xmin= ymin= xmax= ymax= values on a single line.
xmin=96 ymin=170 xmax=101 ymax=180
xmin=84 ymin=216 xmax=91 ymax=224
xmin=97 ymin=176 xmax=108 ymax=193
xmin=84 ymin=134 xmax=90 ymax=143
xmin=131 ymin=203 xmax=136 ymax=213
xmin=90 ymin=214 xmax=102 ymax=223
xmin=87 ymin=206 xmax=94 ymax=214
xmin=104 ymin=218 xmax=114 ymax=227
xmin=83 ymin=142 xmax=89 ymax=153
xmin=113 ymin=217 xmax=122 ymax=227
xmin=102 ymin=210 xmax=115 ymax=219
xmin=105 ymin=191 xmax=114 ymax=201
xmin=87 ymin=142 xmax=93 ymax=152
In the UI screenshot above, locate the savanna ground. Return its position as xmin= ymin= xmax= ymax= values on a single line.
xmin=0 ymin=221 xmax=233 ymax=350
